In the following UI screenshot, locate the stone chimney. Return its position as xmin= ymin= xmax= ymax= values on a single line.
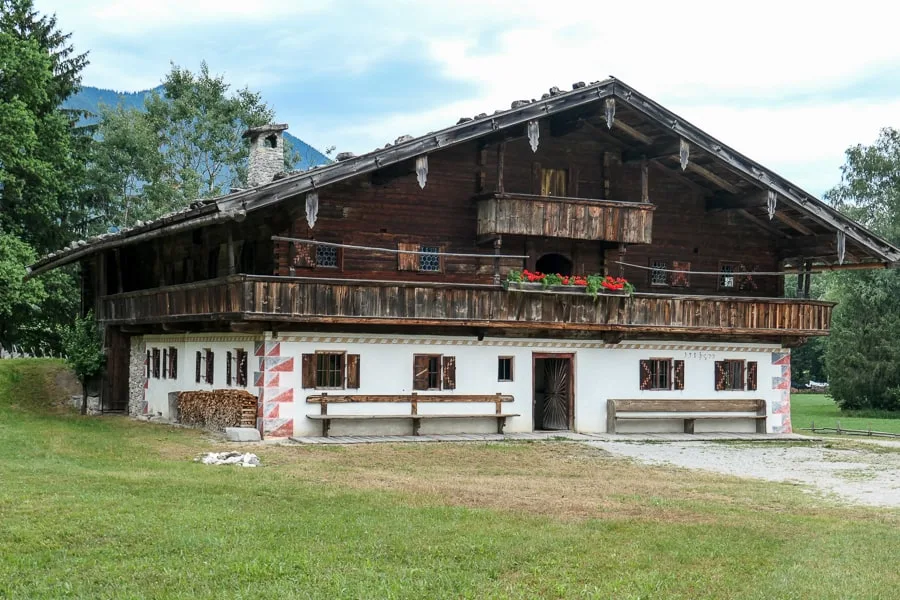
xmin=242 ymin=123 xmax=289 ymax=188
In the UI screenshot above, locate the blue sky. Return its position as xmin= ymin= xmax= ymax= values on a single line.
xmin=38 ymin=0 xmax=900 ymax=197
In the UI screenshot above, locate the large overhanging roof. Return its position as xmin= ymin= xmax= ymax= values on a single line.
xmin=28 ymin=77 xmax=900 ymax=277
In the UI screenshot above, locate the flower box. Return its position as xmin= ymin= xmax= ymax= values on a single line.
xmin=504 ymin=270 xmax=634 ymax=297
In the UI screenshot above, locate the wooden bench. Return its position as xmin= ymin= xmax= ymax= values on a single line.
xmin=306 ymin=393 xmax=519 ymax=437
xmin=606 ymin=399 xmax=767 ymax=434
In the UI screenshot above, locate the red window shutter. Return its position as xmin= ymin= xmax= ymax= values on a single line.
xmin=301 ymin=353 xmax=316 ymax=388
xmin=195 ymin=352 xmax=201 ymax=383
xmin=714 ymin=361 xmax=726 ymax=391
xmin=170 ymin=348 xmax=178 ymax=380
xmin=674 ymin=360 xmax=685 ymax=390
xmin=226 ymin=351 xmax=233 ymax=386
xmin=413 ymin=355 xmax=430 ymax=390
xmin=639 ymin=360 xmax=652 ymax=390
xmin=747 ymin=361 xmax=758 ymax=391
xmin=397 ymin=243 xmax=419 ymax=271
xmin=237 ymin=350 xmax=248 ymax=386
xmin=346 ymin=354 xmax=360 ymax=389
xmin=205 ymin=350 xmax=214 ymax=384
xmin=442 ymin=356 xmax=456 ymax=390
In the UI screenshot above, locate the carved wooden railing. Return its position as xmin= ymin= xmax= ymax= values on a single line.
xmin=475 ymin=193 xmax=655 ymax=243
xmin=98 ymin=275 xmax=833 ymax=337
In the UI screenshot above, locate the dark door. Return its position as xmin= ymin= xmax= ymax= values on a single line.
xmin=533 ymin=355 xmax=573 ymax=430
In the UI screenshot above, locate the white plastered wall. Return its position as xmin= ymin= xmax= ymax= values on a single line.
xmin=137 ymin=331 xmax=788 ymax=437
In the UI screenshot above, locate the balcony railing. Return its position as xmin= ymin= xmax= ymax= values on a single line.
xmin=475 ymin=193 xmax=655 ymax=243
xmin=98 ymin=275 xmax=833 ymax=338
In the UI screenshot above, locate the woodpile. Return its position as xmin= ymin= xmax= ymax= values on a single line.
xmin=177 ymin=389 xmax=257 ymax=430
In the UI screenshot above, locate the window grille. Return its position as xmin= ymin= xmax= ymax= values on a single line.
xmin=419 ymin=246 xmax=441 ymax=272
xmin=650 ymin=260 xmax=668 ymax=286
xmin=315 ymin=244 xmax=338 ymax=268
xmin=316 ymin=352 xmax=344 ymax=388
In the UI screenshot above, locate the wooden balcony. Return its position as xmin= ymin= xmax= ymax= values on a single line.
xmin=475 ymin=193 xmax=655 ymax=243
xmin=98 ymin=275 xmax=833 ymax=339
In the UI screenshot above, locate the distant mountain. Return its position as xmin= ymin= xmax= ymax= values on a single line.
xmin=64 ymin=86 xmax=331 ymax=170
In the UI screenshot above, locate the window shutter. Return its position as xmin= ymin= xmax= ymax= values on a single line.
xmin=237 ymin=350 xmax=248 ymax=386
xmin=639 ymin=360 xmax=652 ymax=390
xmin=195 ymin=352 xmax=201 ymax=383
xmin=226 ymin=351 xmax=233 ymax=386
xmin=162 ymin=349 xmax=168 ymax=379
xmin=674 ymin=360 xmax=685 ymax=390
xmin=442 ymin=356 xmax=456 ymax=390
xmin=413 ymin=355 xmax=430 ymax=390
xmin=346 ymin=354 xmax=360 ymax=389
xmin=714 ymin=361 xmax=726 ymax=391
xmin=531 ymin=161 xmax=542 ymax=194
xmin=397 ymin=243 xmax=419 ymax=271
xmin=146 ymin=350 xmax=151 ymax=378
xmin=170 ymin=348 xmax=178 ymax=380
xmin=301 ymin=353 xmax=316 ymax=388
xmin=205 ymin=350 xmax=214 ymax=384
xmin=747 ymin=361 xmax=758 ymax=391
xmin=152 ymin=349 xmax=160 ymax=379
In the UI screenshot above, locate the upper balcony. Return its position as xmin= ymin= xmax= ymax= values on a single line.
xmin=475 ymin=193 xmax=655 ymax=244
xmin=98 ymin=275 xmax=833 ymax=340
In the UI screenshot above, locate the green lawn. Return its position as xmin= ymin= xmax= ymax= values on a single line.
xmin=2 ymin=359 xmax=900 ymax=599
xmin=791 ymin=393 xmax=900 ymax=435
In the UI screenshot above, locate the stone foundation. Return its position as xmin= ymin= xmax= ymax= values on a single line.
xmin=128 ymin=336 xmax=147 ymax=416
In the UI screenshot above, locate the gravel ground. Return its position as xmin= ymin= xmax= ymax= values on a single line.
xmin=588 ymin=439 xmax=900 ymax=508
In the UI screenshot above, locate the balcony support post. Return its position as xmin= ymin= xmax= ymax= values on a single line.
xmin=497 ymin=141 xmax=506 ymax=193
xmin=641 ymin=157 xmax=649 ymax=203
xmin=227 ymin=226 xmax=236 ymax=276
xmin=493 ymin=237 xmax=502 ymax=285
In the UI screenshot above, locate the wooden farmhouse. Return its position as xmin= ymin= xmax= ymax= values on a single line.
xmin=30 ymin=78 xmax=900 ymax=438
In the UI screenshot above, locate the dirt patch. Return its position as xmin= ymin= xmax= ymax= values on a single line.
xmin=258 ymin=441 xmax=820 ymax=522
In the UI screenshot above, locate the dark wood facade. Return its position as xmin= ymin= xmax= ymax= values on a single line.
xmin=98 ymin=275 xmax=833 ymax=339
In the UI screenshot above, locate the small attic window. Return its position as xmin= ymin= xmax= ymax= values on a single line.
xmin=264 ymin=134 xmax=278 ymax=148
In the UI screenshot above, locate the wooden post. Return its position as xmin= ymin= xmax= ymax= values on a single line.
xmin=227 ymin=226 xmax=236 ymax=276
xmin=641 ymin=157 xmax=649 ymax=203
xmin=802 ymin=260 xmax=812 ymax=298
xmin=493 ymin=237 xmax=502 ymax=285
xmin=497 ymin=141 xmax=506 ymax=194
xmin=114 ymin=249 xmax=124 ymax=293
xmin=618 ymin=243 xmax=626 ymax=278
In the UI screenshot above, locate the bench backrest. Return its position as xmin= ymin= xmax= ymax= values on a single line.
xmin=307 ymin=393 xmax=514 ymax=416
xmin=609 ymin=399 xmax=765 ymax=413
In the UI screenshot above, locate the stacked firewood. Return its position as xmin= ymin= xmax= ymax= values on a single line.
xmin=178 ymin=390 xmax=258 ymax=430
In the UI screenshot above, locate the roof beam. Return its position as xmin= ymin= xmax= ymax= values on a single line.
xmin=773 ymin=211 xmax=816 ymax=236
xmin=737 ymin=209 xmax=791 ymax=238
xmin=612 ymin=120 xmax=654 ymax=145
xmin=706 ymin=190 xmax=766 ymax=211
xmin=682 ymin=161 xmax=741 ymax=194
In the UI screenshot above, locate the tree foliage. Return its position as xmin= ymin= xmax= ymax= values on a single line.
xmin=0 ymin=232 xmax=46 ymax=352
xmin=824 ymin=128 xmax=900 ymax=410
xmin=62 ymin=311 xmax=105 ymax=415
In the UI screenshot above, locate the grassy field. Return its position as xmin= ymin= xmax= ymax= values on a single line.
xmin=791 ymin=393 xmax=900 ymax=435
xmin=2 ymin=359 xmax=900 ymax=599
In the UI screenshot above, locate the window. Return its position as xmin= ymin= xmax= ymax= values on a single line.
xmin=398 ymin=243 xmax=443 ymax=273
xmin=413 ymin=355 xmax=456 ymax=390
xmin=235 ymin=349 xmax=248 ymax=387
xmin=317 ymin=352 xmax=344 ymax=388
xmin=419 ymin=246 xmax=441 ymax=272
xmin=541 ymin=168 xmax=568 ymax=196
xmin=315 ymin=244 xmax=339 ymax=268
xmin=146 ymin=350 xmax=151 ymax=379
xmin=226 ymin=351 xmax=233 ymax=386
xmin=162 ymin=348 xmax=168 ymax=378
xmin=152 ymin=348 xmax=161 ymax=379
xmin=168 ymin=348 xmax=178 ymax=380
xmin=498 ymin=356 xmax=514 ymax=382
xmin=650 ymin=259 xmax=668 ymax=287
xmin=715 ymin=360 xmax=757 ymax=391
xmin=719 ymin=262 xmax=737 ymax=290
xmin=640 ymin=359 xmax=685 ymax=391
xmin=301 ymin=352 xmax=360 ymax=389
xmin=202 ymin=349 xmax=214 ymax=384
xmin=195 ymin=351 xmax=202 ymax=384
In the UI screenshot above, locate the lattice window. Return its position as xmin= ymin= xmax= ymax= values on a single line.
xmin=639 ymin=358 xmax=671 ymax=390
xmin=650 ymin=260 xmax=668 ymax=287
xmin=719 ymin=263 xmax=737 ymax=289
xmin=315 ymin=244 xmax=338 ymax=268
xmin=316 ymin=352 xmax=345 ymax=389
xmin=419 ymin=246 xmax=441 ymax=272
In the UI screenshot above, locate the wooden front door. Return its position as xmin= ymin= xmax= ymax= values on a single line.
xmin=533 ymin=353 xmax=574 ymax=430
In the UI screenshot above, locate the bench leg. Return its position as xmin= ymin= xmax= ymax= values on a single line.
xmin=412 ymin=417 xmax=421 ymax=436
xmin=497 ymin=416 xmax=506 ymax=435
xmin=683 ymin=418 xmax=695 ymax=434
xmin=322 ymin=418 xmax=331 ymax=438
xmin=756 ymin=417 xmax=767 ymax=434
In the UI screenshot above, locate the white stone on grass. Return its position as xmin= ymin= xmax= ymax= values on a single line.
xmin=196 ymin=451 xmax=260 ymax=467
xmin=224 ymin=427 xmax=262 ymax=442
